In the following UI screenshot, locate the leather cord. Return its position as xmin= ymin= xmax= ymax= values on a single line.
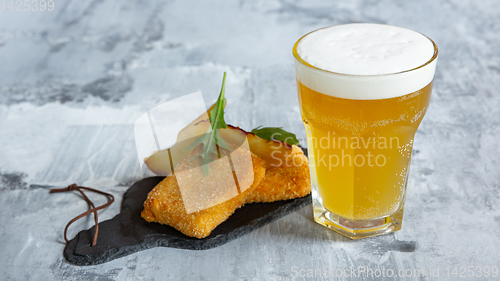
xmin=50 ymin=184 xmax=114 ymax=246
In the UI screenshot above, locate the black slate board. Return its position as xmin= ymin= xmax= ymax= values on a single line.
xmin=65 ymin=174 xmax=311 ymax=265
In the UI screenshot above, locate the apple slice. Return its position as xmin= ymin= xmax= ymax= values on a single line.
xmin=144 ymin=104 xmax=294 ymax=175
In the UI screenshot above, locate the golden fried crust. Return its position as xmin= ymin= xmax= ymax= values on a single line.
xmin=141 ymin=150 xmax=266 ymax=239
xmin=245 ymin=145 xmax=311 ymax=203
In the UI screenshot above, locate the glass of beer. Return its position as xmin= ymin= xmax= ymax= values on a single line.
xmin=293 ymin=23 xmax=438 ymax=239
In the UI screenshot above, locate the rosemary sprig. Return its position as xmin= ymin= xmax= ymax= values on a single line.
xmin=183 ymin=72 xmax=231 ymax=175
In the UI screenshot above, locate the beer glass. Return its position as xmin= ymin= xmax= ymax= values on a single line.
xmin=293 ymin=24 xmax=438 ymax=239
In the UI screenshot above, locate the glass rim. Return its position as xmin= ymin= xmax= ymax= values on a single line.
xmin=292 ymin=24 xmax=439 ymax=77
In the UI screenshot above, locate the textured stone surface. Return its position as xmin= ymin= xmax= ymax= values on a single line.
xmin=1 ymin=0 xmax=499 ymax=280
xmin=65 ymin=177 xmax=311 ymax=266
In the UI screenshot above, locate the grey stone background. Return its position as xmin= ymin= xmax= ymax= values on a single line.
xmin=1 ymin=0 xmax=499 ymax=280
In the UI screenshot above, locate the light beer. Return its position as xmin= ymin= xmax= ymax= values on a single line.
xmin=293 ymin=23 xmax=438 ymax=238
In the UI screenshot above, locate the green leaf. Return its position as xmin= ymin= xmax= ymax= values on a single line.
xmin=183 ymin=72 xmax=231 ymax=176
xmin=251 ymin=126 xmax=300 ymax=146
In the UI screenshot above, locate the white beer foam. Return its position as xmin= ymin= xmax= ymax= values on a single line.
xmin=295 ymin=24 xmax=437 ymax=100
